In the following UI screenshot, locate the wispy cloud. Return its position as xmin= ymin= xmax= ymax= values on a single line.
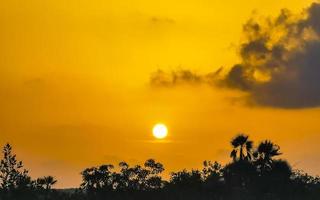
xmin=150 ymin=69 xmax=221 ymax=87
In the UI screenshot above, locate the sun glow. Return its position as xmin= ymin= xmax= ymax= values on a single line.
xmin=152 ymin=124 xmax=168 ymax=139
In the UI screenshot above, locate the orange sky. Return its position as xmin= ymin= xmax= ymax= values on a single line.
xmin=1 ymin=0 xmax=319 ymax=188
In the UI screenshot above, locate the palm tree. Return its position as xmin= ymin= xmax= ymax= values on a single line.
xmin=256 ymin=140 xmax=281 ymax=170
xmin=36 ymin=176 xmax=57 ymax=190
xmin=230 ymin=134 xmax=253 ymax=161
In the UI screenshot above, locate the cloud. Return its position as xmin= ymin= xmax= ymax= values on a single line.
xmin=219 ymin=3 xmax=320 ymax=108
xmin=150 ymin=17 xmax=175 ymax=24
xmin=150 ymin=69 xmax=221 ymax=87
xmin=151 ymin=3 xmax=320 ymax=108
xmin=150 ymin=69 xmax=202 ymax=87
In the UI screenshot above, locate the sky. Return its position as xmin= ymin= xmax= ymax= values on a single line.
xmin=1 ymin=0 xmax=320 ymax=188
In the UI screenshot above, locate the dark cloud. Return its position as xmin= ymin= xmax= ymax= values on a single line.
xmin=219 ymin=3 xmax=320 ymax=108
xmin=151 ymin=3 xmax=320 ymax=108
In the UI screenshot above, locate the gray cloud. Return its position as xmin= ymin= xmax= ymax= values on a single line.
xmin=219 ymin=3 xmax=320 ymax=108
xmin=151 ymin=3 xmax=320 ymax=108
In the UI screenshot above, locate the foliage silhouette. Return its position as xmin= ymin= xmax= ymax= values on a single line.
xmin=230 ymin=134 xmax=253 ymax=161
xmin=36 ymin=176 xmax=57 ymax=190
xmin=255 ymin=140 xmax=282 ymax=173
xmin=0 ymin=134 xmax=320 ymax=200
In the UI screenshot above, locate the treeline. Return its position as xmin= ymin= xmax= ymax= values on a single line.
xmin=0 ymin=134 xmax=320 ymax=200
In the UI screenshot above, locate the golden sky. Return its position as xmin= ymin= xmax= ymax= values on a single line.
xmin=1 ymin=0 xmax=319 ymax=188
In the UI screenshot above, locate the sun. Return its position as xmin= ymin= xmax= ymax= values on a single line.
xmin=152 ymin=124 xmax=168 ymax=139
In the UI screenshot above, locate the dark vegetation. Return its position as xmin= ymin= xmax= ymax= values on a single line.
xmin=0 ymin=134 xmax=319 ymax=200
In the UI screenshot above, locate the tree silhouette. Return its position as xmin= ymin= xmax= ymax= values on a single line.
xmin=230 ymin=134 xmax=253 ymax=161
xmin=116 ymin=159 xmax=165 ymax=191
xmin=255 ymin=140 xmax=282 ymax=172
xmin=262 ymin=159 xmax=292 ymax=198
xmin=36 ymin=176 xmax=57 ymax=190
xmin=144 ymin=159 xmax=165 ymax=190
xmin=223 ymin=160 xmax=257 ymax=188
xmin=0 ymin=134 xmax=320 ymax=200
xmin=0 ymin=144 xmax=30 ymax=191
xmin=170 ymin=169 xmax=202 ymax=189
xmin=202 ymin=161 xmax=224 ymax=198
xmin=202 ymin=161 xmax=222 ymax=181
xmin=80 ymin=159 xmax=165 ymax=195
xmin=0 ymin=144 xmax=36 ymax=200
xmin=80 ymin=164 xmax=114 ymax=193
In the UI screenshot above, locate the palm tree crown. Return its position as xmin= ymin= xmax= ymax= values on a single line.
xmin=230 ymin=134 xmax=253 ymax=162
xmin=37 ymin=176 xmax=57 ymax=190
xmin=256 ymin=140 xmax=281 ymax=170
